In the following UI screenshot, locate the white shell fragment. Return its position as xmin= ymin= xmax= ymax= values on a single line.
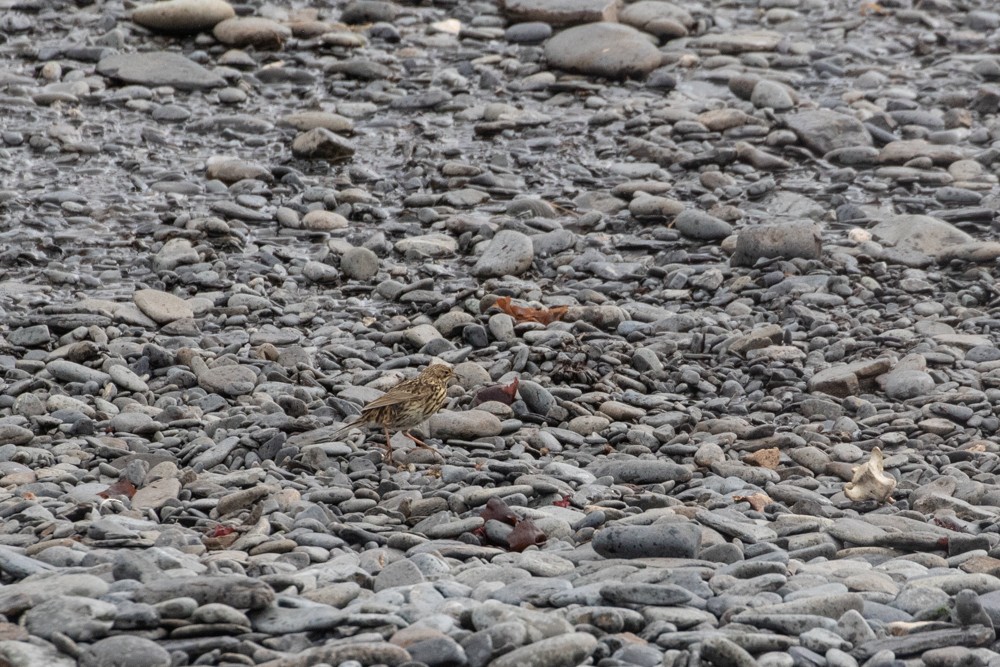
xmin=844 ymin=447 xmax=897 ymax=503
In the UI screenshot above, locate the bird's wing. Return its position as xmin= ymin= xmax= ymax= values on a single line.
xmin=361 ymin=389 xmax=420 ymax=411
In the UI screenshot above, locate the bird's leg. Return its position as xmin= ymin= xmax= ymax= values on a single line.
xmin=402 ymin=431 xmax=431 ymax=447
xmin=382 ymin=425 xmax=394 ymax=463
xmin=403 ymin=431 xmax=444 ymax=460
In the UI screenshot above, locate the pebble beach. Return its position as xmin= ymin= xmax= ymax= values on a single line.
xmin=4 ymin=0 xmax=1000 ymax=666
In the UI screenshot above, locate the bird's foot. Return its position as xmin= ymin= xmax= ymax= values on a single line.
xmin=403 ymin=432 xmax=444 ymax=461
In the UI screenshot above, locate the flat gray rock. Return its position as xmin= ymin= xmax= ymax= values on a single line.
xmin=97 ymin=52 xmax=225 ymax=90
xmin=131 ymin=0 xmax=234 ymax=33
xmin=871 ymin=214 xmax=973 ymax=256
xmin=502 ymin=0 xmax=621 ymax=26
xmin=472 ymin=229 xmax=534 ymax=278
xmin=785 ymin=110 xmax=872 ymax=155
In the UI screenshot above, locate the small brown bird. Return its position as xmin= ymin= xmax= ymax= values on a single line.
xmin=332 ymin=364 xmax=454 ymax=462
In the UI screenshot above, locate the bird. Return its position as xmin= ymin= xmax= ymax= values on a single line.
xmin=332 ymin=364 xmax=455 ymax=462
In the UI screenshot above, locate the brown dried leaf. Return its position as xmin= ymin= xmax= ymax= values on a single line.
xmin=480 ymin=496 xmax=517 ymax=525
xmin=203 ymin=533 xmax=240 ymax=551
xmin=734 ymin=493 xmax=772 ymax=512
xmin=98 ymin=479 xmax=137 ymax=500
xmin=507 ymin=518 xmax=546 ymax=552
xmin=744 ymin=447 xmax=780 ymax=469
xmin=860 ymin=1 xmax=889 ymax=16
xmin=472 ymin=377 xmax=520 ymax=407
xmin=495 ymin=296 xmax=568 ymax=326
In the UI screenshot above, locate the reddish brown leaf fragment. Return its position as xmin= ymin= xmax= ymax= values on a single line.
xmin=472 ymin=377 xmax=520 ymax=407
xmin=207 ymin=525 xmax=235 ymax=538
xmin=98 ymin=479 xmax=137 ymax=500
xmin=744 ymin=448 xmax=780 ymax=470
xmin=480 ymin=496 xmax=517 ymax=525
xmin=734 ymin=492 xmax=772 ymax=512
xmin=508 ymin=518 xmax=546 ymax=552
xmin=495 ymin=296 xmax=569 ymax=325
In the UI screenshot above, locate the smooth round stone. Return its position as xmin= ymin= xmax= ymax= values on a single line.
xmin=217 ymin=86 xmax=246 ymax=104
xmin=22 ymin=595 xmax=116 ymax=641
xmin=292 ymin=128 xmax=357 ymax=160
xmin=505 ymin=21 xmax=552 ymax=42
xmin=630 ymin=195 xmax=684 ymax=219
xmin=883 ymin=370 xmax=935 ymax=400
xmin=472 ymin=230 xmax=534 ymax=278
xmin=374 ymin=559 xmax=426 ymax=592
xmin=150 ymin=103 xmax=190 ymax=122
xmin=968 ymin=10 xmax=1000 ymax=30
xmin=731 ymin=222 xmax=822 ymax=266
xmin=79 ymin=635 xmax=171 ymax=667
xmin=965 ymin=345 xmax=1000 ymax=363
xmin=758 ymin=652 xmax=795 ymax=667
xmin=190 ymin=603 xmax=250 ymax=626
xmin=544 ymin=23 xmax=663 ymax=79
xmin=702 ymin=636 xmax=758 ymax=667
xmin=674 ymin=209 xmax=733 ymax=240
xmin=341 ymin=0 xmax=399 ymax=24
xmin=825 ymin=146 xmax=880 ymax=167
xmin=302 ymin=210 xmax=348 ymax=231
xmin=213 ymin=17 xmax=290 ymax=49
xmin=463 ymin=324 xmax=490 ymax=348
xmin=488 ymin=633 xmax=597 ymax=667
xmin=7 ymin=324 xmax=50 ymax=347
xmin=601 ymin=582 xmax=692 ymax=606
xmin=588 ymin=460 xmax=691 ymax=484
xmin=430 ymin=410 xmax=503 ymax=440
xmin=647 ymin=67 xmax=677 ymax=89
xmin=751 ymin=79 xmax=795 ymax=110
xmin=109 ymin=412 xmax=159 ymax=435
xmin=303 ymin=261 xmax=340 ymax=283
xmin=619 ymin=0 xmax=692 ymax=38
xmin=131 ymin=0 xmax=234 ymax=32
xmin=196 ymin=364 xmax=257 ymax=396
xmin=566 ymin=415 xmax=610 ymax=435
xmin=407 ymin=635 xmax=466 ymax=666
xmin=341 ymin=247 xmax=380 ymax=280
xmin=396 ymin=233 xmax=458 ymax=257
xmin=593 ymin=522 xmax=701 ymax=559
xmin=153 ymin=237 xmax=199 ymax=271
xmin=280 ymin=111 xmax=354 ymax=134
xmin=134 ymin=288 xmax=194 ymax=324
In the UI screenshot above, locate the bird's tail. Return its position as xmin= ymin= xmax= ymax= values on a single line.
xmin=330 ymin=420 xmax=362 ymax=440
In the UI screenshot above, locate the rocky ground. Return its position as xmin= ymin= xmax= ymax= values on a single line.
xmin=3 ymin=0 xmax=1000 ymax=665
